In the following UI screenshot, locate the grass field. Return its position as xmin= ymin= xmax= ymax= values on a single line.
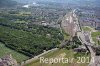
xmin=91 ymin=31 xmax=100 ymax=45
xmin=25 ymin=49 xmax=90 ymax=66
xmin=82 ymin=26 xmax=92 ymax=32
xmin=62 ymin=29 xmax=70 ymax=40
xmin=0 ymin=42 xmax=29 ymax=63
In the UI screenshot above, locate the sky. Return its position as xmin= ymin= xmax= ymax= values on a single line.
xmin=13 ymin=0 xmax=100 ymax=7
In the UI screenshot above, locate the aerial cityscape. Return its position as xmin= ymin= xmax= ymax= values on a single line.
xmin=0 ymin=0 xmax=100 ymax=66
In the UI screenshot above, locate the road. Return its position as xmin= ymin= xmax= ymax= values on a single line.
xmin=21 ymin=48 xmax=58 ymax=66
xmin=61 ymin=9 xmax=100 ymax=66
xmin=73 ymin=9 xmax=100 ymax=66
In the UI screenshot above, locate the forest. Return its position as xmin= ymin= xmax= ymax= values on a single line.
xmin=0 ymin=9 xmax=64 ymax=57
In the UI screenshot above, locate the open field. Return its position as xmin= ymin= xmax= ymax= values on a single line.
xmin=82 ymin=26 xmax=92 ymax=32
xmin=0 ymin=42 xmax=29 ymax=63
xmin=62 ymin=29 xmax=70 ymax=40
xmin=91 ymin=31 xmax=100 ymax=45
xmin=25 ymin=49 xmax=90 ymax=66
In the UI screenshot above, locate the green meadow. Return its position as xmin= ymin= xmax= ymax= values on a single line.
xmin=0 ymin=42 xmax=29 ymax=63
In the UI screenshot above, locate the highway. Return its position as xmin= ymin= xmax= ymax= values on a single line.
xmin=73 ymin=9 xmax=100 ymax=66
xmin=61 ymin=9 xmax=100 ymax=66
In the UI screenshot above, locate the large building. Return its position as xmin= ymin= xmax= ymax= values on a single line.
xmin=61 ymin=12 xmax=77 ymax=37
xmin=79 ymin=17 xmax=100 ymax=30
xmin=78 ymin=9 xmax=100 ymax=30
